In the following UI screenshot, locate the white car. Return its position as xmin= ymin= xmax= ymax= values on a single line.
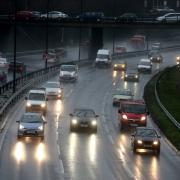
xmin=137 ymin=59 xmax=152 ymax=73
xmin=44 ymin=81 xmax=63 ymax=99
xmin=59 ymin=64 xmax=78 ymax=82
xmin=0 ymin=57 xmax=9 ymax=73
xmin=156 ymin=13 xmax=180 ymax=22
xmin=41 ymin=11 xmax=68 ymax=19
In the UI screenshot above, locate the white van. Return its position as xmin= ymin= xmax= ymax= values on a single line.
xmin=95 ymin=49 xmax=112 ymax=67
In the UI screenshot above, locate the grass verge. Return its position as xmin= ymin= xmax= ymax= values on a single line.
xmin=144 ymin=68 xmax=180 ymax=151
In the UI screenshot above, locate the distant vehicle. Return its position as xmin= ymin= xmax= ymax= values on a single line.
xmin=149 ymin=52 xmax=163 ymax=63
xmin=95 ymin=49 xmax=112 ymax=67
xmin=15 ymin=11 xmax=33 ymax=20
xmin=150 ymin=7 xmax=175 ymax=17
xmin=130 ymin=35 xmax=146 ymax=50
xmin=59 ymin=64 xmax=78 ymax=82
xmin=43 ymin=81 xmax=63 ymax=99
xmin=8 ymin=61 xmax=26 ymax=74
xmin=41 ymin=11 xmax=68 ymax=19
xmin=0 ymin=57 xmax=9 ymax=70
xmin=131 ymin=127 xmax=161 ymax=155
xmin=176 ymin=56 xmax=180 ymax=65
xmin=43 ymin=50 xmax=57 ymax=63
xmin=0 ymin=71 xmax=7 ymax=86
xmin=151 ymin=42 xmax=161 ymax=50
xmin=77 ymin=12 xmax=105 ymax=22
xmin=156 ymin=13 xmax=180 ymax=22
xmin=112 ymin=88 xmax=133 ymax=106
xmin=54 ymin=48 xmax=67 ymax=59
xmin=114 ymin=45 xmax=127 ymax=54
xmin=32 ymin=11 xmax=41 ymax=19
xmin=116 ymin=13 xmax=138 ymax=22
xmin=69 ymin=108 xmax=98 ymax=133
xmin=25 ymin=89 xmax=48 ymax=115
xmin=124 ymin=69 xmax=139 ymax=82
xmin=113 ymin=60 xmax=127 ymax=71
xmin=137 ymin=59 xmax=152 ymax=73
xmin=16 ymin=112 xmax=47 ymax=141
xmin=118 ymin=99 xmax=149 ymax=130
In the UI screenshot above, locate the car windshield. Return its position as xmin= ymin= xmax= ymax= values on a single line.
xmin=29 ymin=93 xmax=45 ymax=100
xmin=74 ymin=109 xmax=95 ymax=118
xmin=45 ymin=82 xmax=59 ymax=88
xmin=114 ymin=89 xmax=132 ymax=96
xmin=97 ymin=54 xmax=108 ymax=59
xmin=140 ymin=61 xmax=150 ymax=65
xmin=122 ymin=104 xmax=146 ymax=114
xmin=136 ymin=129 xmax=157 ymax=137
xmin=21 ymin=114 xmax=42 ymax=123
xmin=61 ymin=65 xmax=76 ymax=72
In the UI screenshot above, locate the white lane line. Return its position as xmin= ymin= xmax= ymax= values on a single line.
xmin=60 ymin=159 xmax=65 ymax=174
xmin=108 ymin=135 xmax=115 ymax=145
xmin=57 ymin=145 xmax=61 ymax=158
xmin=104 ymin=124 xmax=109 ymax=134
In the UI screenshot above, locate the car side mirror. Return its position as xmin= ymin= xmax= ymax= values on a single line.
xmin=118 ymin=109 xmax=121 ymax=113
xmin=69 ymin=113 xmax=73 ymax=116
xmin=16 ymin=120 xmax=20 ymax=123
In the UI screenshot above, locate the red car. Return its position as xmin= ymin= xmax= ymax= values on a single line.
xmin=15 ymin=11 xmax=33 ymax=20
xmin=115 ymin=46 xmax=127 ymax=54
xmin=8 ymin=61 xmax=26 ymax=74
xmin=118 ymin=99 xmax=149 ymax=131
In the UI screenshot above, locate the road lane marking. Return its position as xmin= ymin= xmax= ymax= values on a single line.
xmin=108 ymin=135 xmax=115 ymax=145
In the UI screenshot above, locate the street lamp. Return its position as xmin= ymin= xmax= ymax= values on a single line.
xmin=45 ymin=0 xmax=49 ymax=69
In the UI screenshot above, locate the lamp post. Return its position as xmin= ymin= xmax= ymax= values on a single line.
xmin=13 ymin=0 xmax=17 ymax=93
xmin=45 ymin=0 xmax=49 ymax=69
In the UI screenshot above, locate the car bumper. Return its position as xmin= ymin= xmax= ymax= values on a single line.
xmin=18 ymin=129 xmax=44 ymax=137
xmin=26 ymin=106 xmax=46 ymax=113
xmin=121 ymin=119 xmax=147 ymax=126
xmin=134 ymin=142 xmax=160 ymax=150
xmin=124 ymin=76 xmax=139 ymax=82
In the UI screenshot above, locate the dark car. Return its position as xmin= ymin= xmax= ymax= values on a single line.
xmin=69 ymin=108 xmax=98 ymax=133
xmin=77 ymin=12 xmax=105 ymax=22
xmin=124 ymin=69 xmax=139 ymax=82
xmin=0 ymin=71 xmax=7 ymax=86
xmin=8 ymin=61 xmax=26 ymax=74
xmin=149 ymin=53 xmax=163 ymax=63
xmin=113 ymin=60 xmax=127 ymax=71
xmin=116 ymin=13 xmax=138 ymax=22
xmin=16 ymin=112 xmax=47 ymax=141
xmin=131 ymin=127 xmax=161 ymax=155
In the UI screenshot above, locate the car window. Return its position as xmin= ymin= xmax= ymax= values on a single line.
xmin=29 ymin=93 xmax=45 ymax=100
xmin=121 ymin=104 xmax=146 ymax=114
xmin=21 ymin=114 xmax=43 ymax=123
xmin=74 ymin=109 xmax=95 ymax=117
xmin=61 ymin=65 xmax=76 ymax=71
xmin=136 ymin=129 xmax=157 ymax=137
xmin=97 ymin=54 xmax=109 ymax=59
xmin=45 ymin=82 xmax=59 ymax=88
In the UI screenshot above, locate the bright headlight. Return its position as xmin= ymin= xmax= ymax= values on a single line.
xmin=19 ymin=124 xmax=24 ymax=130
xmin=91 ymin=120 xmax=97 ymax=126
xmin=41 ymin=103 xmax=46 ymax=108
xmin=27 ymin=102 xmax=31 ymax=107
xmin=125 ymin=75 xmax=128 ymax=77
xmin=141 ymin=116 xmax=146 ymax=121
xmin=153 ymin=140 xmax=159 ymax=145
xmin=137 ymin=140 xmax=143 ymax=144
xmin=72 ymin=119 xmax=77 ymax=124
xmin=121 ymin=64 xmax=125 ymax=68
xmin=114 ymin=64 xmax=117 ymax=67
xmin=177 ymin=56 xmax=180 ymax=60
xmin=177 ymin=61 xmax=180 ymax=65
xmin=58 ymin=89 xmax=61 ymax=93
xmin=135 ymin=75 xmax=138 ymax=78
xmin=38 ymin=125 xmax=43 ymax=131
xmin=122 ymin=114 xmax=128 ymax=120
xmin=157 ymin=57 xmax=160 ymax=60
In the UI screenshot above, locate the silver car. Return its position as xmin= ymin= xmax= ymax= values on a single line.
xmin=156 ymin=13 xmax=180 ymax=22
xmin=16 ymin=113 xmax=47 ymax=141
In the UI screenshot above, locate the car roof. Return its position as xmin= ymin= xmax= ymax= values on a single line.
xmin=29 ymin=89 xmax=46 ymax=94
xmin=23 ymin=112 xmax=42 ymax=117
xmin=114 ymin=60 xmax=126 ymax=64
xmin=140 ymin=58 xmax=151 ymax=62
xmin=97 ymin=49 xmax=110 ymax=55
xmin=121 ymin=99 xmax=145 ymax=105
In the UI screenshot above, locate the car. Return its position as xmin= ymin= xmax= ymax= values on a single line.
xmin=114 ymin=45 xmax=127 ymax=54
xmin=15 ymin=11 xmax=33 ymax=20
xmin=0 ymin=71 xmax=7 ymax=86
xmin=116 ymin=13 xmax=138 ymax=22
xmin=16 ymin=112 xmax=47 ymax=141
xmin=118 ymin=99 xmax=149 ymax=130
xmin=137 ymin=59 xmax=152 ymax=73
xmin=31 ymin=11 xmax=41 ymax=19
xmin=149 ymin=52 xmax=163 ymax=63
xmin=129 ymin=35 xmax=146 ymax=50
xmin=112 ymin=88 xmax=133 ymax=106
xmin=69 ymin=108 xmax=98 ymax=133
xmin=42 ymin=50 xmax=57 ymax=63
xmin=156 ymin=13 xmax=180 ymax=22
xmin=0 ymin=57 xmax=9 ymax=72
xmin=131 ymin=127 xmax=161 ymax=155
xmin=41 ymin=11 xmax=68 ymax=19
xmin=176 ymin=56 xmax=180 ymax=65
xmin=25 ymin=88 xmax=48 ymax=115
xmin=8 ymin=61 xmax=26 ymax=74
xmin=124 ymin=69 xmax=139 ymax=82
xmin=113 ymin=60 xmax=127 ymax=71
xmin=151 ymin=42 xmax=161 ymax=50
xmin=54 ymin=48 xmax=67 ymax=59
xmin=77 ymin=12 xmax=105 ymax=22
xmin=59 ymin=64 xmax=78 ymax=82
xmin=149 ymin=7 xmax=175 ymax=18
xmin=95 ymin=49 xmax=112 ymax=68
xmin=43 ymin=81 xmax=63 ymax=99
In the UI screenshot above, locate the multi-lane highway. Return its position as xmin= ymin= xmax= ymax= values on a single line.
xmin=0 ymin=50 xmax=179 ymax=180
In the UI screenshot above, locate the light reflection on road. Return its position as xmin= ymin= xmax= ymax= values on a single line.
xmin=88 ymin=134 xmax=97 ymax=164
xmin=35 ymin=142 xmax=47 ymax=163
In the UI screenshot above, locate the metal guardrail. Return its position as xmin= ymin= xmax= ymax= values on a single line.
xmin=155 ymin=69 xmax=180 ymax=130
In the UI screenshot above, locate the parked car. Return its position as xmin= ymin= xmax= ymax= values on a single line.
xmin=116 ymin=13 xmax=138 ymax=22
xmin=69 ymin=108 xmax=98 ymax=133
xmin=16 ymin=112 xmax=47 ymax=141
xmin=77 ymin=12 xmax=105 ymax=22
xmin=131 ymin=127 xmax=161 ymax=155
xmin=8 ymin=61 xmax=26 ymax=74
xmin=41 ymin=11 xmax=68 ymax=19
xmin=156 ymin=13 xmax=180 ymax=22
xmin=15 ymin=11 xmax=33 ymax=20
xmin=0 ymin=71 xmax=7 ymax=86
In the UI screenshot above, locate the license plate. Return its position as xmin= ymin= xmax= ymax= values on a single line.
xmin=144 ymin=144 xmax=152 ymax=148
xmin=27 ymin=130 xmax=35 ymax=134
xmin=80 ymin=124 xmax=88 ymax=127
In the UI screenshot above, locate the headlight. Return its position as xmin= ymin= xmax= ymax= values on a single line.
xmin=114 ymin=64 xmax=117 ymax=67
xmin=137 ymin=140 xmax=143 ymax=144
xmin=141 ymin=116 xmax=146 ymax=121
xmin=125 ymin=75 xmax=128 ymax=77
xmin=177 ymin=56 xmax=180 ymax=60
xmin=58 ymin=89 xmax=61 ymax=93
xmin=177 ymin=61 xmax=180 ymax=64
xmin=121 ymin=64 xmax=125 ymax=68
xmin=157 ymin=57 xmax=160 ymax=60
xmin=71 ymin=72 xmax=75 ymax=76
xmin=72 ymin=119 xmax=77 ymax=125
xmin=153 ymin=140 xmax=159 ymax=145
xmin=135 ymin=75 xmax=138 ymax=78
xmin=19 ymin=124 xmax=24 ymax=130
xmin=150 ymin=57 xmax=153 ymax=60
xmin=41 ymin=103 xmax=46 ymax=108
xmin=122 ymin=114 xmax=128 ymax=120
xmin=91 ymin=120 xmax=97 ymax=126
xmin=26 ymin=102 xmax=31 ymax=107
xmin=38 ymin=125 xmax=43 ymax=131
